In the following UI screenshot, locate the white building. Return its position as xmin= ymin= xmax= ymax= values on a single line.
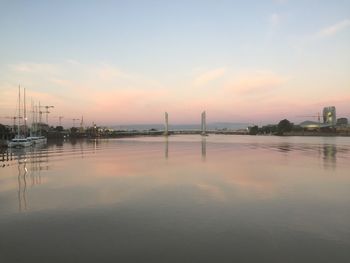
xmin=323 ymin=106 xmax=336 ymax=126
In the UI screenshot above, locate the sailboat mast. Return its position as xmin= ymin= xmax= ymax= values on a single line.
xmin=35 ymin=104 xmax=38 ymax=135
xmin=24 ymin=87 xmax=27 ymax=136
xmin=39 ymin=101 xmax=41 ymax=136
xmin=31 ymin=99 xmax=34 ymax=137
xmin=18 ymin=85 xmax=21 ymax=138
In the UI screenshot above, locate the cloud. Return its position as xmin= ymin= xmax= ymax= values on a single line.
xmin=3 ymin=60 xmax=170 ymax=124
xmin=265 ymin=13 xmax=285 ymax=41
xmin=290 ymin=19 xmax=350 ymax=50
xmin=96 ymin=65 xmax=129 ymax=80
xmin=226 ymin=71 xmax=289 ymax=95
xmin=10 ymin=61 xmax=129 ymax=81
xmin=9 ymin=60 xmax=159 ymax=92
xmin=10 ymin=62 xmax=58 ymax=74
xmin=273 ymin=0 xmax=288 ymax=4
xmin=315 ymin=19 xmax=350 ymax=38
xmin=3 ymin=60 xmax=347 ymax=125
xmin=269 ymin=13 xmax=281 ymax=27
xmin=193 ymin=68 xmax=227 ymax=87
xmin=65 ymin=59 xmax=81 ymax=65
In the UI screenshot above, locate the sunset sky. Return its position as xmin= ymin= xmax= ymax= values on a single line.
xmin=0 ymin=0 xmax=349 ymax=126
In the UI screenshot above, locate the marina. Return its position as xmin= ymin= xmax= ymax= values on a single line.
xmin=5 ymin=86 xmax=48 ymax=148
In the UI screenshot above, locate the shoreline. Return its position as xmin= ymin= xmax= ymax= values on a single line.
xmin=2 ymin=132 xmax=350 ymax=148
xmin=58 ymin=131 xmax=350 ymax=140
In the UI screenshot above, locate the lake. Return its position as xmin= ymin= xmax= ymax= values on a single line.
xmin=1 ymin=135 xmax=350 ymax=263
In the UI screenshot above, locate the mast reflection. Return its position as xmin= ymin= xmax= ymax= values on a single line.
xmin=17 ymin=158 xmax=28 ymax=212
xmin=1 ymin=150 xmax=13 ymax=166
xmin=9 ymin=146 xmax=49 ymax=212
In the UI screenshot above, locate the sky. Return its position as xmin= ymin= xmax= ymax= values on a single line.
xmin=0 ymin=0 xmax=349 ymax=127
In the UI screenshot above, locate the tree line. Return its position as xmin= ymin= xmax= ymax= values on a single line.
xmin=249 ymin=119 xmax=299 ymax=135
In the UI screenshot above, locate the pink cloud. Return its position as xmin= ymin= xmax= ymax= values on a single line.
xmin=2 ymin=61 xmax=349 ymax=126
xmin=193 ymin=67 xmax=227 ymax=87
xmin=316 ymin=19 xmax=350 ymax=38
xmin=226 ymin=71 xmax=289 ymax=95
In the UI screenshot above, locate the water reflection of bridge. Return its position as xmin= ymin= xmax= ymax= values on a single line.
xmin=164 ymin=137 xmax=207 ymax=161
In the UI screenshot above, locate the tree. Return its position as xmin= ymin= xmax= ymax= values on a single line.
xmin=55 ymin=126 xmax=64 ymax=132
xmin=0 ymin=124 xmax=11 ymax=140
xmin=249 ymin=125 xmax=259 ymax=135
xmin=70 ymin=127 xmax=78 ymax=137
xmin=260 ymin=125 xmax=278 ymax=134
xmin=277 ymin=119 xmax=293 ymax=135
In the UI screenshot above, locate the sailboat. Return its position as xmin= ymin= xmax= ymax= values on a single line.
xmin=8 ymin=86 xmax=33 ymax=148
xmin=26 ymin=135 xmax=47 ymax=145
xmin=26 ymin=101 xmax=47 ymax=145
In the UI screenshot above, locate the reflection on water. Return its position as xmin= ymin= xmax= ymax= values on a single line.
xmin=201 ymin=137 xmax=206 ymax=161
xmin=1 ymin=150 xmax=13 ymax=165
xmin=277 ymin=143 xmax=291 ymax=152
xmin=5 ymin=147 xmax=49 ymax=213
xmin=164 ymin=137 xmax=168 ymax=159
xmin=1 ymin=135 xmax=350 ymax=263
xmin=17 ymin=160 xmax=28 ymax=212
xmin=323 ymin=144 xmax=337 ymax=170
xmin=1 ymin=136 xmax=349 ymax=170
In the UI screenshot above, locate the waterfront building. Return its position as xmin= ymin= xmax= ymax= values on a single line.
xmin=300 ymin=120 xmax=321 ymax=130
xmin=336 ymin=118 xmax=348 ymax=127
xmin=323 ymin=106 xmax=336 ymax=126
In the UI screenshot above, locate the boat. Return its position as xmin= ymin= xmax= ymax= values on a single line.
xmin=27 ymin=101 xmax=47 ymax=146
xmin=26 ymin=136 xmax=47 ymax=145
xmin=8 ymin=86 xmax=33 ymax=148
xmin=8 ymin=138 xmax=32 ymax=148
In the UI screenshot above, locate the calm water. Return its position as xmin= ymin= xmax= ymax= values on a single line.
xmin=1 ymin=135 xmax=350 ymax=263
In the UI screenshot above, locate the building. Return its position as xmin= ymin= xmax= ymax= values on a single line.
xmin=336 ymin=118 xmax=348 ymax=127
xmin=300 ymin=121 xmax=321 ymax=130
xmin=299 ymin=120 xmax=334 ymax=130
xmin=323 ymin=106 xmax=336 ymax=126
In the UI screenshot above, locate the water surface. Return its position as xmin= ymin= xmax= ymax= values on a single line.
xmin=1 ymin=135 xmax=350 ymax=262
